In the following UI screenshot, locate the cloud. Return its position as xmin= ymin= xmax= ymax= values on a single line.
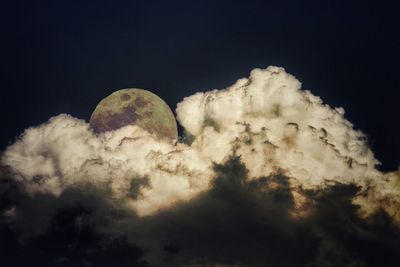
xmin=0 ymin=66 xmax=399 ymax=266
xmin=1 ymin=114 xmax=213 ymax=216
xmin=177 ymin=67 xmax=379 ymax=183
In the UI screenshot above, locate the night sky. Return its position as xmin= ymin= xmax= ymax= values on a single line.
xmin=2 ymin=0 xmax=399 ymax=170
xmin=1 ymin=1 xmax=400 ymax=267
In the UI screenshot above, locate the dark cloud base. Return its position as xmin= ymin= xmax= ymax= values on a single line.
xmin=0 ymin=158 xmax=399 ymax=267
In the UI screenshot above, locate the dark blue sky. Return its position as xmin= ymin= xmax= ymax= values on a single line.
xmin=1 ymin=0 xmax=399 ymax=170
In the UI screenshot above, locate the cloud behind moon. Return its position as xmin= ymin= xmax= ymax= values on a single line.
xmin=0 ymin=66 xmax=399 ymax=266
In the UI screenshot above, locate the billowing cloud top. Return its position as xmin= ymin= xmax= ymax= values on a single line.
xmin=1 ymin=66 xmax=399 ymax=266
xmin=177 ymin=67 xmax=379 ymax=183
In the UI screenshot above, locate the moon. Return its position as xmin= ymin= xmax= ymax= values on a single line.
xmin=89 ymin=88 xmax=178 ymax=141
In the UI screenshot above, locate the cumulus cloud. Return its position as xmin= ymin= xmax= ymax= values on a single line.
xmin=2 ymin=115 xmax=213 ymax=216
xmin=0 ymin=66 xmax=399 ymax=266
xmin=177 ymin=67 xmax=379 ymax=182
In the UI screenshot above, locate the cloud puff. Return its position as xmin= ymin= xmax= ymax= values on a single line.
xmin=2 ymin=115 xmax=215 ymax=216
xmin=177 ymin=66 xmax=379 ymax=183
xmin=1 ymin=66 xmax=399 ymax=266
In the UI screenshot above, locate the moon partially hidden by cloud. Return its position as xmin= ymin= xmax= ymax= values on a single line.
xmin=89 ymin=88 xmax=178 ymax=142
xmin=1 ymin=66 xmax=399 ymax=266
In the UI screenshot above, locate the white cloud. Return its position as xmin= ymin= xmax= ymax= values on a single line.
xmin=2 ymin=66 xmax=399 ymax=222
xmin=2 ymin=115 xmax=213 ymax=216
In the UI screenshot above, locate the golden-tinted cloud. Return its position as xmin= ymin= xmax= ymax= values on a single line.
xmin=1 ymin=66 xmax=399 ymax=266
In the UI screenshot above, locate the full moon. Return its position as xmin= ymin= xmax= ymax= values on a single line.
xmin=89 ymin=88 xmax=178 ymax=141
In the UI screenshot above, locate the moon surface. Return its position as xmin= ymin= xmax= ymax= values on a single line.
xmin=89 ymin=88 xmax=178 ymax=141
